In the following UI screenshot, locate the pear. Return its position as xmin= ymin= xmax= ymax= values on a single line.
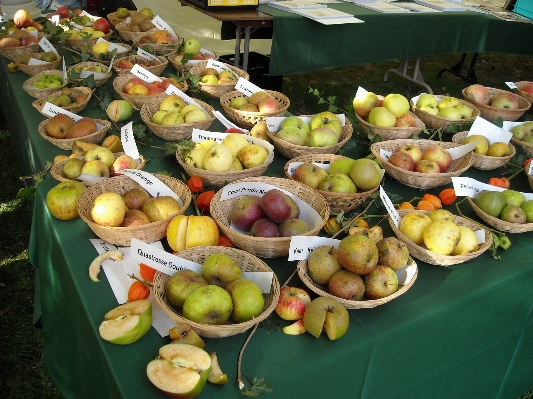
xmin=473 ymin=190 xmax=507 ymax=218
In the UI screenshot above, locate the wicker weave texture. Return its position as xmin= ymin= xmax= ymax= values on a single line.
xmin=467 ymin=197 xmax=533 ymax=234
xmin=32 ymin=86 xmax=92 ymax=116
xmin=462 ymin=87 xmax=531 ymax=122
xmin=451 ymin=131 xmax=515 ymax=170
xmin=411 ymin=97 xmax=480 ymax=130
xmin=38 ymin=118 xmax=111 ymax=150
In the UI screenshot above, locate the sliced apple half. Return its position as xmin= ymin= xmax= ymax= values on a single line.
xmin=99 ymin=299 xmax=152 ymax=345
xmin=208 ymin=352 xmax=228 ymax=385
xmin=282 ymin=319 xmax=306 ymax=335
xmin=147 ymin=343 xmax=212 ymax=398
xmin=302 ymin=297 xmax=349 ymax=340
xmin=169 ymin=323 xmax=205 ymax=349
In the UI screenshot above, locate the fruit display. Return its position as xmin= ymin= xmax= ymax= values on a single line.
xmin=99 ymin=300 xmax=152 ymax=344
xmin=114 ymin=76 xmax=183 ymax=109
xmin=510 ymin=121 xmax=533 ymax=143
xmin=45 ymin=114 xmax=100 ymax=140
xmin=28 ymin=72 xmax=63 ymax=89
xmin=16 ymin=52 xmax=60 ymax=76
xmin=113 ymin=55 xmax=167 ymax=75
xmin=199 ymin=67 xmax=237 ymax=85
xmin=169 ymin=38 xmax=217 ymax=70
xmin=414 ymin=93 xmax=476 ymax=120
xmin=166 ymin=214 xmax=220 ymax=252
xmin=90 ymin=40 xmax=131 ymax=59
xmin=69 ymin=62 xmax=112 ymax=87
xmin=226 ymin=90 xmax=281 ymax=114
xmin=353 ymin=91 xmax=417 ymax=127
xmin=149 ymin=96 xmax=209 ymax=126
xmin=0 ymin=29 xmax=39 ymax=49
xmin=137 ymin=29 xmax=176 ymax=45
xmin=115 ymin=9 xmax=155 ymax=34
xmin=515 ymin=81 xmax=533 ymax=103
xmin=35 ymin=87 xmax=89 ymax=108
xmin=387 ymin=143 xmax=453 ymax=173
xmin=462 ymin=84 xmax=530 ymax=121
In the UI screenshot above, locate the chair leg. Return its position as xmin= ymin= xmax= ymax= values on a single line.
xmin=437 ymin=53 xmax=478 ymax=84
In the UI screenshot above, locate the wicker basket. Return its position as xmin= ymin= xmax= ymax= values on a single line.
xmin=89 ymin=43 xmax=132 ymax=64
xmin=297 ymin=256 xmax=418 ymax=309
xmin=38 ymin=118 xmax=111 ymax=150
xmin=139 ymin=96 xmax=215 ymax=141
xmin=77 ymin=174 xmax=192 ymax=246
xmin=220 ymin=90 xmax=291 ymax=129
xmin=267 ymin=118 xmax=353 ymax=159
xmin=189 ymin=60 xmax=249 ymax=99
xmin=355 ymin=112 xmax=425 ymax=140
xmin=514 ymin=81 xmax=533 ymax=104
xmin=65 ymin=30 xmax=113 ymax=51
xmin=107 ymin=11 xmax=147 ymax=27
xmin=68 ymin=62 xmax=112 ymax=87
xmin=467 ymin=197 xmax=533 ymax=234
xmin=511 ymin=136 xmax=533 ymax=158
xmin=22 ymin=70 xmax=68 ymax=99
xmin=152 ymin=246 xmax=280 ymax=338
xmin=32 ymin=86 xmax=92 ymax=116
xmin=15 ymin=53 xmax=62 ymax=76
xmin=451 ymin=131 xmax=516 ymax=170
xmin=134 ymin=32 xmax=181 ymax=56
xmin=461 ymin=87 xmax=531 ymax=122
xmin=411 ymin=97 xmax=480 ymax=130
xmin=112 ymin=54 xmax=168 ymax=75
xmin=168 ymin=50 xmax=220 ymax=73
xmin=50 ymin=153 xmax=146 ymax=185
xmin=113 ymin=73 xmax=169 ymax=109
xmin=0 ymin=33 xmax=45 ymax=61
xmin=114 ymin=21 xmax=158 ymax=41
xmin=210 ymin=176 xmax=330 ymax=258
xmin=370 ymin=139 xmax=474 ymax=189
xmin=389 ymin=210 xmax=493 ymax=266
xmin=283 ymin=154 xmax=379 ymax=213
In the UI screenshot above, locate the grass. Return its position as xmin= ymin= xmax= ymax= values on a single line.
xmin=1 ymin=52 xmax=533 ymax=399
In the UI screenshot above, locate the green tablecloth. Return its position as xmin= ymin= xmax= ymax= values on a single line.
xmin=2 ymin=54 xmax=533 ymax=398
xmin=260 ymin=4 xmax=533 ymax=76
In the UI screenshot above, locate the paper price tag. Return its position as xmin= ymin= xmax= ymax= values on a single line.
xmin=468 ymin=116 xmax=513 ymax=144
xmin=286 ymin=161 xmax=329 ymax=177
xmin=506 ymin=82 xmax=517 ymax=89
xmin=288 ymin=236 xmax=340 ymax=261
xmin=39 ymin=36 xmax=59 ymax=56
xmin=28 ymin=58 xmax=49 ymax=65
xmin=41 ymin=102 xmax=80 ymax=120
xmin=121 ymin=122 xmax=141 ymax=164
xmin=130 ymin=64 xmax=162 ymax=83
xmin=452 ymin=176 xmax=533 ymax=200
xmin=119 ymin=170 xmax=183 ymax=205
xmin=151 ymin=16 xmax=178 ymax=43
xmin=380 ymin=186 xmax=401 ymax=227
xmin=137 ymin=48 xmax=161 ymax=62
xmin=234 ymin=77 xmax=264 ymax=97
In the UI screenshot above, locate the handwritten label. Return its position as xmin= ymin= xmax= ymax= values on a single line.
xmin=506 ymin=82 xmax=517 ymax=89
xmin=137 ymin=48 xmax=161 ymax=62
xmin=191 ymin=129 xmax=274 ymax=155
xmin=468 ymin=116 xmax=513 ymax=144
xmin=452 ymin=176 xmax=533 ymax=201
xmin=119 ymin=170 xmax=183 ymax=205
xmin=39 ymin=37 xmax=59 ymax=56
xmin=41 ymin=103 xmax=80 ymax=120
xmin=288 ymin=236 xmax=339 ymax=261
xmin=151 ymin=16 xmax=178 ymax=43
xmin=380 ymin=186 xmax=401 ymax=227
xmin=130 ymin=64 xmax=162 ymax=83
xmin=206 ymin=58 xmax=235 ymax=75
xmin=121 ymin=122 xmax=141 ymax=164
xmin=234 ymin=77 xmax=270 ymax=97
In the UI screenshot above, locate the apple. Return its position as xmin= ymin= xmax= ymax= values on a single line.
xmin=106 ymin=100 xmax=134 ymax=122
xmin=388 ymin=151 xmax=415 ymax=171
xmin=292 ymin=162 xmax=328 ymax=189
xmin=80 ymin=160 xmax=110 ymax=178
xmin=160 ymin=78 xmax=179 ymax=90
xmin=328 ymin=270 xmax=365 ymax=300
xmin=328 ymin=157 xmax=355 ymax=176
xmin=46 ymin=113 xmax=75 ymax=139
xmin=307 ymin=246 xmax=342 ymax=285
xmin=382 ymin=93 xmax=410 ymax=118
xmin=230 ymin=195 xmax=266 ymax=231
xmin=142 ymin=196 xmax=181 ymax=222
xmin=414 ymin=159 xmax=440 ymax=173
xmin=464 ymin=84 xmax=490 ymax=105
xmin=398 ymin=211 xmax=432 ymax=245
xmin=0 ymin=37 xmax=21 ymax=48
xmin=421 ymin=145 xmax=452 ymax=172
xmin=229 ymin=96 xmax=249 ymax=109
xmin=128 ymin=84 xmax=150 ymax=96
xmin=420 ymin=105 xmax=439 ymax=115
xmin=183 ymin=38 xmax=201 ymax=55
xmin=239 ymin=104 xmax=259 ymax=112
xmin=111 ymin=154 xmax=137 ymax=173
xmin=166 ymin=215 xmax=220 ymax=253
xmin=169 ymin=322 xmax=206 ymax=348
xmin=208 ymin=353 xmax=228 ymax=385
xmin=437 ymin=96 xmax=460 ymax=110
xmin=122 ymin=187 xmax=151 ymax=210
xmin=349 ymin=158 xmax=383 ymax=191
xmin=183 ymin=108 xmax=208 ymax=123
xmin=248 ymin=91 xmax=270 ymax=106
xmin=438 ymin=107 xmax=462 ymax=120
xmin=225 ymin=127 xmax=246 ymax=134
xmin=237 ymin=144 xmax=268 ymax=169
xmin=460 ymin=134 xmax=489 ymax=155
xmin=203 ymin=143 xmax=233 ymax=172
xmin=221 ymin=134 xmax=250 ymax=158
xmin=317 ymin=173 xmax=357 ymax=193
xmin=353 ymin=91 xmax=378 ymax=118
xmin=121 ymin=209 xmax=151 ymax=227
xmin=364 ymin=265 xmax=398 ymax=300
xmin=337 ymin=234 xmax=378 ymax=275
xmin=395 ymin=113 xmax=415 ymax=127
xmin=257 ymin=97 xmax=279 ymax=113
xmin=21 ymin=36 xmax=39 ymax=46
xmin=520 ymin=83 xmax=533 ymax=95
xmin=309 ymin=111 xmax=342 ymax=138
xmin=85 ymin=146 xmax=115 ymax=168
xmin=46 ymin=181 xmax=86 ymax=220
xmin=308 ymin=127 xmax=339 ymax=147
xmin=123 ymin=77 xmax=146 ymax=94
xmin=161 ymin=111 xmax=184 ymax=126
xmin=93 ymin=18 xmax=110 ymax=34
xmin=226 ymin=279 xmax=265 ymax=323
xmin=279 ymin=116 xmax=310 ymax=134
xmin=276 ymin=125 xmax=309 ymax=146
xmin=14 ymin=10 xmax=33 ymax=28
xmin=56 ymin=6 xmax=70 ymax=19
xmin=63 ymin=158 xmax=85 ymax=180
xmin=260 ymin=189 xmax=293 ymax=223
xmin=99 ymin=300 xmax=152 ymax=344
xmin=454 ymin=104 xmax=473 ymax=119
xmin=303 ymin=297 xmax=349 ymax=340
xmin=65 ymin=121 xmax=97 ymax=140
xmin=165 ymin=269 xmax=208 ymax=308
xmin=201 ymin=253 xmax=242 ymax=289
xmin=398 ymin=145 xmax=423 ymax=163
xmin=275 ymin=286 xmax=311 ymax=320
xmin=278 ymin=218 xmax=309 ymax=236
xmin=368 ymin=106 xmax=396 ymax=127
xmin=183 ymin=285 xmax=233 ymax=325
xmin=91 ymin=192 xmax=129 ymax=227
xmin=490 ymin=93 xmax=519 ymax=109
xmin=416 ymin=93 xmax=438 ymax=108
xmin=200 ymin=75 xmax=218 ymax=84
xmin=282 ymin=319 xmax=307 ymax=335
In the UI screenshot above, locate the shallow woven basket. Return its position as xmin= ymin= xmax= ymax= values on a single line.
xmin=297 ymin=256 xmax=418 ymax=309
xmin=38 ymin=118 xmax=111 ymax=150
xmin=512 ymin=137 xmax=533 ymax=158
xmin=134 ymin=32 xmax=182 ymax=56
xmin=89 ymin=43 xmax=132 ymax=64
xmin=0 ymin=32 xmax=47 ymax=61
xmin=139 ymin=96 xmax=214 ymax=141
xmin=107 ymin=11 xmax=147 ymax=27
xmin=370 ymin=139 xmax=474 ymax=189
xmin=467 ymin=197 xmax=533 ymax=234
xmin=114 ymin=21 xmax=157 ymax=41
xmin=50 ymin=153 xmax=146 ymax=185
xmin=113 ymin=73 xmax=169 ymax=110
xmin=355 ymin=112 xmax=424 ymax=140
xmin=15 ymin=53 xmax=61 ymax=76
xmin=189 ymin=60 xmax=249 ymax=99
xmin=22 ymin=70 xmax=68 ymax=99
xmin=210 ymin=176 xmax=330 ymax=258
xmin=461 ymin=87 xmax=531 ymax=122
xmin=65 ymin=30 xmax=113 ymax=51
xmin=283 ymin=154 xmax=379 ymax=213
xmin=112 ymin=54 xmax=168 ymax=75
xmin=389 ymin=210 xmax=493 ymax=266
xmin=68 ymin=62 xmax=112 ymax=87
xmin=410 ymin=97 xmax=480 ymax=130
xmin=77 ymin=174 xmax=192 ymax=246
xmin=514 ymin=81 xmax=533 ymax=104
xmin=267 ymin=118 xmax=353 ymax=159
xmin=451 ymin=131 xmax=516 ymax=170
xmin=168 ymin=51 xmax=220 ymax=73
xmin=152 ymin=246 xmax=280 ymax=338
xmin=220 ymin=90 xmax=290 ymax=128
xmin=32 ymin=86 xmax=92 ymax=116
xmin=177 ymin=145 xmax=274 ymax=188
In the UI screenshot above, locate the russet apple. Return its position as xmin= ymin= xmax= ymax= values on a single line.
xmin=337 ymin=234 xmax=378 ymax=275
xmin=278 ymin=218 xmax=310 ymax=236
xmin=122 ymin=187 xmax=151 ymax=210
xmin=46 ymin=113 xmax=75 ymax=139
xmin=275 ymin=286 xmax=311 ymax=320
xmin=364 ymin=265 xmax=398 ymax=299
xmin=307 ymin=245 xmax=342 ymax=285
xmin=328 ymin=270 xmax=365 ymax=300
xmin=65 ymin=121 xmax=97 ymax=139
xmin=121 ymin=209 xmax=151 ymax=227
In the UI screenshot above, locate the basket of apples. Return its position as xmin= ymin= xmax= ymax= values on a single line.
xmin=0 ymin=30 xmax=46 ymax=61
xmin=210 ymin=176 xmax=330 ymax=258
xmin=77 ymin=173 xmax=192 ymax=247
xmin=68 ymin=62 xmax=112 ymax=87
xmin=64 ymin=18 xmax=113 ymax=51
xmin=410 ymin=94 xmax=480 ymax=130
xmin=15 ymin=51 xmax=61 ymax=76
xmin=23 ymin=70 xmax=68 ymax=99
xmin=189 ymin=60 xmax=249 ymax=98
xmin=32 ymin=86 xmax=92 ymax=116
xmin=451 ymin=131 xmax=515 ymax=170
xmin=152 ymin=246 xmax=280 ymax=338
xmin=284 ymin=154 xmax=381 ymax=213
xmin=266 ymin=113 xmax=353 ymax=159
xmin=134 ymin=30 xmax=181 ymax=56
xmin=352 ymin=91 xmax=425 ymax=140
xmin=370 ymin=139 xmax=474 ymax=189
xmin=112 ymin=54 xmax=168 ymax=76
xmin=508 ymin=121 xmax=533 ymax=158
xmin=168 ymin=38 xmax=219 ymax=72
xmin=514 ymin=81 xmax=533 ymax=104
xmin=462 ymin=84 xmax=531 ymax=122
xmin=140 ymin=94 xmax=215 ymax=141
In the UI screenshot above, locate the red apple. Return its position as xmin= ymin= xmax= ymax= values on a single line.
xmin=225 ymin=127 xmax=246 ymax=134
xmin=93 ymin=18 xmax=110 ymax=35
xmin=160 ymin=77 xmax=178 ymax=90
xmin=388 ymin=151 xmax=415 ymax=171
xmin=275 ymin=286 xmax=311 ymax=321
xmin=123 ymin=77 xmax=146 ymax=94
xmin=395 ymin=113 xmax=415 ymax=127
xmin=464 ymin=84 xmax=490 ymax=105
xmin=421 ymin=145 xmax=452 ymax=172
xmin=21 ymin=36 xmax=39 ymax=46
xmin=147 ymin=81 xmax=162 ymax=91
xmin=398 ymin=144 xmax=423 ymax=163
xmin=148 ymin=87 xmax=166 ymax=96
xmin=117 ymin=59 xmax=134 ymax=69
xmin=14 ymin=10 xmax=33 ymax=28
xmin=414 ymin=159 xmax=441 ymax=173
xmin=57 ymin=6 xmax=70 ymax=19
xmin=521 ymin=83 xmax=533 ymax=95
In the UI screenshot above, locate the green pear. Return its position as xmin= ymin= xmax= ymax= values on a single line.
xmin=502 ymin=189 xmax=525 ymax=207
xmin=328 ymin=157 xmax=355 ymax=176
xmin=473 ymin=190 xmax=507 ymax=218
xmin=500 ymin=204 xmax=526 ymax=224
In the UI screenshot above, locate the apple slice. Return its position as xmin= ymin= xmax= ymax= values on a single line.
xmin=99 ymin=299 xmax=152 ymax=345
xmin=208 ymin=353 xmax=228 ymax=385
xmin=169 ymin=323 xmax=206 ymax=349
xmin=282 ymin=319 xmax=306 ymax=335
xmin=147 ymin=343 xmax=212 ymax=398
xmin=302 ymin=297 xmax=349 ymax=340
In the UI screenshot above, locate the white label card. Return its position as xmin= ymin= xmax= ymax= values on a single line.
xmin=191 ymin=129 xmax=274 ymax=155
xmin=41 ymin=103 xmax=81 ymax=120
xmin=380 ymin=186 xmax=401 ymax=227
xmin=62 ymin=59 xmax=67 ymax=82
xmin=214 ymin=110 xmax=248 ymax=131
xmin=164 ymin=87 xmax=210 ymax=117
xmin=506 ymin=82 xmax=517 ymax=89
xmin=39 ymin=37 xmax=59 ymax=56
xmin=28 ymin=58 xmax=49 ymax=65
xmin=468 ymin=116 xmax=513 ymax=144
xmin=130 ymin=64 xmax=162 ymax=83
xmin=206 ymin=58 xmax=236 ymax=75
xmin=119 ymin=170 xmax=183 ymax=205
xmin=355 ymin=86 xmax=369 ymax=99
xmin=151 ymin=16 xmax=178 ymax=43
xmin=79 ymin=69 xmax=109 ymax=79
xmin=80 ymin=10 xmax=96 ymax=19
xmin=121 ymin=122 xmax=141 ymax=164
xmin=184 ymin=49 xmax=216 ymax=66
xmin=137 ymin=48 xmax=161 ymax=62
xmin=51 ymin=14 xmax=60 ymax=25
xmin=126 ymin=17 xmax=131 ymax=24
xmin=452 ymin=176 xmax=533 ymax=201
xmin=288 ymin=236 xmax=339 ymax=261
xmin=235 ymin=77 xmax=269 ymax=97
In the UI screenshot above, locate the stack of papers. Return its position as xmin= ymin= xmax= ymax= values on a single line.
xmin=268 ymin=1 xmax=365 ymax=24
xmin=349 ymin=1 xmax=410 ymax=12
xmin=268 ymin=1 xmax=327 ymax=10
xmin=393 ymin=2 xmax=441 ymax=12
xmin=414 ymin=0 xmax=467 ymax=11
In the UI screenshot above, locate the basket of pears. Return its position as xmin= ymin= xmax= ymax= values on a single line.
xmin=23 ymin=70 xmax=67 ymax=99
xmin=32 ymin=86 xmax=92 ymax=116
xmin=411 ymin=93 xmax=480 ymax=130
xmin=15 ymin=51 xmax=61 ymax=76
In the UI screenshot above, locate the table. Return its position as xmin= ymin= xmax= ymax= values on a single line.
xmin=3 ymin=55 xmax=533 ymax=399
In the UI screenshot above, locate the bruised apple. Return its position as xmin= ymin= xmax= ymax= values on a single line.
xmin=99 ymin=299 xmax=152 ymax=344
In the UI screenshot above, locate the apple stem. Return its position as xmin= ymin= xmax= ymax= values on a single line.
xmin=237 ymin=323 xmax=259 ymax=390
xmin=505 ymin=167 xmax=524 ymax=181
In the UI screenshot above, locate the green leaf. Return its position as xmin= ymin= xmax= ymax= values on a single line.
xmin=17 ymin=186 xmax=36 ymax=200
xmin=249 ymin=378 xmax=272 ymax=394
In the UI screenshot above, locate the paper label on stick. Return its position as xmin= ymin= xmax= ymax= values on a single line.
xmin=41 ymin=103 xmax=80 ymax=120
xmin=380 ymin=186 xmax=401 ymax=227
xmin=121 ymin=122 xmax=141 ymax=165
xmin=79 ymin=68 xmax=109 ymax=79
xmin=131 ymin=64 xmax=162 ymax=83
xmin=234 ymin=77 xmax=267 ymax=97
xmin=151 ymin=16 xmax=178 ymax=43
xmin=468 ymin=116 xmax=513 ymax=144
xmin=28 ymin=58 xmax=49 ymax=65
xmin=62 ymin=59 xmax=67 ymax=82
xmin=206 ymin=58 xmax=236 ymax=75
xmin=119 ymin=170 xmax=183 ymax=205
xmin=39 ymin=36 xmax=59 ymax=56
xmin=452 ymin=176 xmax=533 ymax=201
xmin=137 ymin=48 xmax=161 ymax=62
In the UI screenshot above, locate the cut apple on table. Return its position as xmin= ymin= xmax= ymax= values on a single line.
xmin=169 ymin=323 xmax=206 ymax=349
xmin=146 ymin=343 xmax=212 ymax=399
xmin=302 ymin=297 xmax=349 ymax=340
xmin=99 ymin=299 xmax=152 ymax=344
xmin=282 ymin=319 xmax=306 ymax=335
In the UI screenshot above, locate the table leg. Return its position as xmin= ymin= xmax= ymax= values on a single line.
xmin=437 ymin=53 xmax=478 ymax=84
xmin=235 ymin=26 xmax=242 ymax=68
xmin=243 ymin=27 xmax=251 ymax=72
xmin=383 ymin=58 xmax=433 ymax=94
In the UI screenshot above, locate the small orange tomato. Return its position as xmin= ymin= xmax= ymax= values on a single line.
xmin=139 ymin=263 xmax=156 ymax=283
xmin=218 ymin=235 xmax=233 ymax=247
xmin=439 ymin=188 xmax=457 ymax=206
xmin=128 ymin=281 xmax=150 ymax=302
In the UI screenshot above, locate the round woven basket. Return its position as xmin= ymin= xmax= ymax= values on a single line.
xmin=176 ymin=144 xmax=274 ymax=188
xmin=220 ymin=90 xmax=291 ymax=128
xmin=38 ymin=118 xmax=111 ymax=150
xmin=283 ymin=154 xmax=379 ymax=213
xmin=210 ymin=176 xmax=330 ymax=258
xmin=139 ymin=96 xmax=215 ymax=141
xmin=461 ymin=87 xmax=531 ymax=122
xmin=134 ymin=32 xmax=181 ymax=56
xmin=370 ymin=139 xmax=474 ymax=189
xmin=297 ymin=256 xmax=418 ymax=309
xmin=355 ymin=112 xmax=424 ymax=140
xmin=77 ymin=174 xmax=192 ymax=246
xmin=168 ymin=50 xmax=220 ymax=73
xmin=389 ymin=210 xmax=493 ymax=266
xmin=451 ymin=131 xmax=516 ymax=170
xmin=22 ymin=69 xmax=68 ymax=99
xmin=514 ymin=81 xmax=533 ymax=104
xmin=113 ymin=73 xmax=169 ymax=110
xmin=15 ymin=52 xmax=61 ymax=76
xmin=189 ymin=60 xmax=249 ymax=99
xmin=89 ymin=43 xmax=132 ymax=64
xmin=32 ymin=87 xmax=92 ymax=116
xmin=65 ymin=30 xmax=113 ymax=51
xmin=410 ymin=97 xmax=480 ymax=130
xmin=50 ymin=153 xmax=146 ymax=185
xmin=267 ymin=118 xmax=353 ymax=159
xmin=0 ymin=33 xmax=46 ymax=61
xmin=511 ymin=136 xmax=533 ymax=158
xmin=68 ymin=62 xmax=112 ymax=87
xmin=107 ymin=11 xmax=148 ymax=27
xmin=114 ymin=21 xmax=158 ymax=41
xmin=152 ymin=246 xmax=280 ymax=338
xmin=467 ymin=197 xmax=533 ymax=234
xmin=112 ymin=54 xmax=168 ymax=75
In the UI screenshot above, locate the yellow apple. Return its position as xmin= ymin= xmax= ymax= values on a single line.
xmin=167 ymin=215 xmax=219 ymax=252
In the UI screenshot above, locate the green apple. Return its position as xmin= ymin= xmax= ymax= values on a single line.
xmin=165 ymin=269 xmax=208 ymax=308
xmin=159 ymin=95 xmax=187 ymax=113
xmin=382 ymin=93 xmax=410 ymax=118
xmin=62 ymin=158 xmax=85 ymax=180
xmin=454 ymin=104 xmax=473 ymax=118
xmin=520 ymin=200 xmax=533 ymax=223
xmin=416 ymin=93 xmax=438 ymax=108
xmin=438 ymin=107 xmax=462 ymax=120
xmin=80 ymin=160 xmax=110 ymax=178
xmin=420 ymin=105 xmax=439 ymax=115
xmin=226 ymin=279 xmax=264 ymax=323
xmin=327 ymin=157 xmax=355 ymax=176
xmin=437 ymin=96 xmax=460 ymax=111
xmin=85 ymin=146 xmax=115 ymax=168
xmin=317 ymin=173 xmax=356 ymax=193
xmin=292 ymin=162 xmax=328 ymax=189
xmin=201 ymin=253 xmax=242 ymax=288
xmin=161 ymin=111 xmax=185 ymax=126
xmin=503 ymin=189 xmax=526 ymax=207
xmin=45 ymin=181 xmax=87 ymax=220
xmin=368 ymin=106 xmax=396 ymax=127
xmin=279 ymin=115 xmax=310 ymax=134
xmin=151 ymin=110 xmax=169 ymax=124
xmin=142 ymin=196 xmax=181 ymax=222
xmin=237 ymin=144 xmax=268 ymax=169
xmin=99 ymin=299 xmax=152 ymax=344
xmin=91 ymin=192 xmax=129 ymax=227
xmin=229 ymin=96 xmax=248 ymax=109
xmin=185 ymin=145 xmax=209 ymax=169
xmin=183 ymin=38 xmax=201 ymax=55
xmin=349 ymin=158 xmax=382 ymax=191
xmin=302 ymin=297 xmax=349 ymax=340
xmin=200 ymin=75 xmax=218 ymax=84
xmin=352 ymin=91 xmax=378 ymax=118
xmin=276 ymin=125 xmax=309 ymax=146
xmin=308 ymin=127 xmax=339 ymax=147
xmin=203 ymin=143 xmax=233 ymax=172
xmin=364 ymin=265 xmax=398 ymax=299
xmin=460 ymin=134 xmax=489 ymax=155
xmin=309 ymin=111 xmax=342 ymax=138
xmin=182 ymin=285 xmax=234 ymax=325
xmin=183 ymin=108 xmax=208 ymax=123
xmin=473 ymin=190 xmax=507 ymax=218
